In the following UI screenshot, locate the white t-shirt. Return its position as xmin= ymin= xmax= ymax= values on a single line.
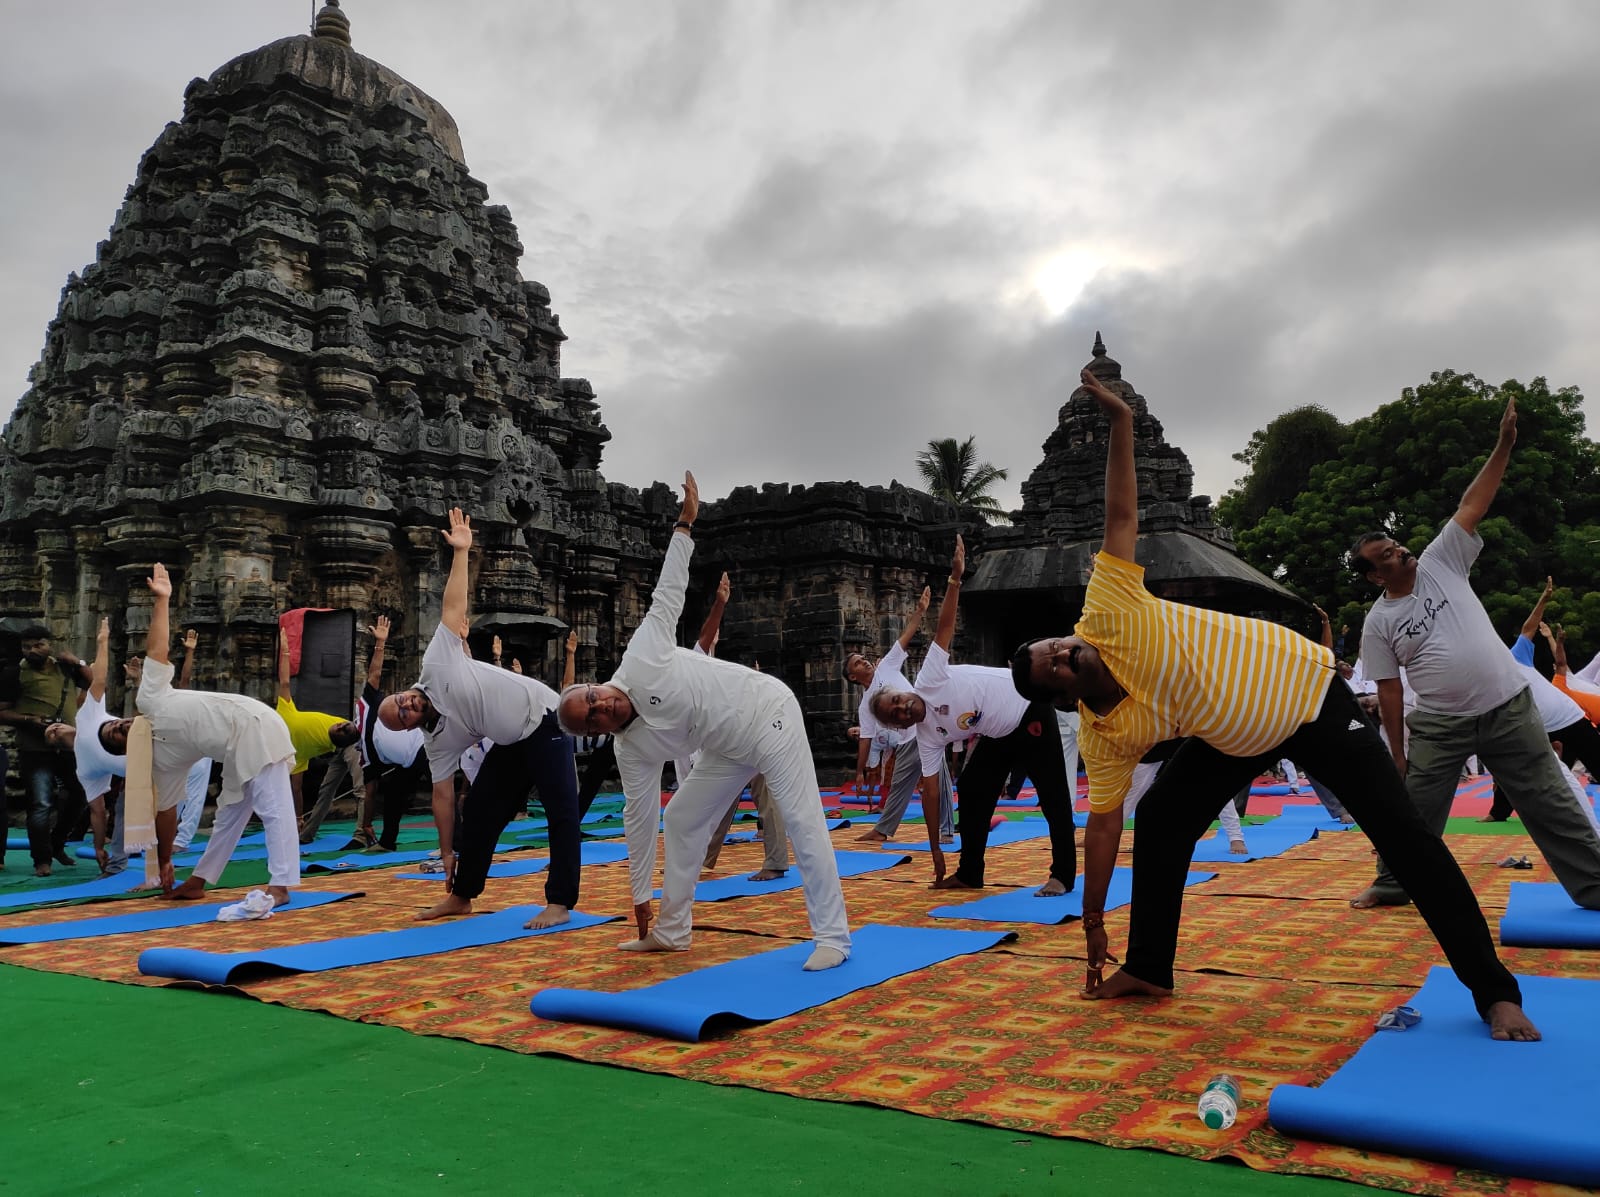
xmin=417 ymin=623 xmax=558 ymax=784
xmin=1515 ymin=660 xmax=1585 ymax=732
xmin=74 ymin=691 xmax=125 ymax=803
xmin=910 ymin=643 xmax=1031 ymax=776
xmin=1359 ymin=521 xmax=1527 ymax=717
xmin=857 ymin=642 xmax=916 ymax=752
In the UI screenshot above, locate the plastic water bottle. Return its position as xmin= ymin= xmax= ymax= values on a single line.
xmin=1197 ymin=1074 xmax=1240 ymax=1130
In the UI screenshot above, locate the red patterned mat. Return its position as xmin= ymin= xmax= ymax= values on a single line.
xmin=0 ymin=830 xmax=1589 ymax=1196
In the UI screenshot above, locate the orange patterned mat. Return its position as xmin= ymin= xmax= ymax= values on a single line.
xmin=1 ymin=825 xmax=1591 ymax=1196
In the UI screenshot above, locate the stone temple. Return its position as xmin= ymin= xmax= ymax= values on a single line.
xmin=0 ymin=3 xmax=1298 ymax=772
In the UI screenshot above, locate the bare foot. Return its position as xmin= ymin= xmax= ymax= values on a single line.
xmin=854 ymin=829 xmax=890 ymax=843
xmin=268 ymin=886 xmax=291 ymax=908
xmin=1486 ymin=1000 xmax=1540 ymax=1042
xmin=524 ymin=903 xmax=571 ymax=930
xmin=33 ymin=864 xmax=51 ymax=878
xmin=1034 ymin=877 xmax=1069 ymax=897
xmin=1228 ymin=840 xmax=1248 ymax=855
xmin=161 ymin=876 xmax=208 ymax=902
xmin=1085 ymin=968 xmax=1174 ymax=1001
xmin=415 ymin=893 xmax=473 ymax=921
xmin=1349 ymin=885 xmax=1411 ymax=909
xmin=931 ymin=876 xmax=982 ymax=890
xmin=747 ymin=868 xmax=787 ymax=881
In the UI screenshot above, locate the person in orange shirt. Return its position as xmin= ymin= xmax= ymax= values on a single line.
xmin=1010 ymin=364 xmax=1537 ymax=1043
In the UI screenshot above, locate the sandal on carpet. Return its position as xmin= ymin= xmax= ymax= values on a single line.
xmin=1495 ymin=855 xmax=1533 ymax=869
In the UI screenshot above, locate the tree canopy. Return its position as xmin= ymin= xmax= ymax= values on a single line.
xmin=1222 ymin=370 xmax=1600 ymax=659
xmin=915 ymin=436 xmax=1009 ymax=519
xmin=1216 ymin=405 xmax=1349 ymax=529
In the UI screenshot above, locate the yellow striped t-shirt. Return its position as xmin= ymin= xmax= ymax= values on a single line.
xmin=1075 ymin=552 xmax=1335 ymax=814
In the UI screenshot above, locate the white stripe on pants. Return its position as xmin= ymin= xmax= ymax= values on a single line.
xmin=656 ymin=695 xmax=849 ymax=954
xmin=189 ymin=759 xmax=299 ymax=888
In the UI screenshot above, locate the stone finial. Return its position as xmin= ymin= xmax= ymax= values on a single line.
xmin=1086 ymin=331 xmax=1121 ymax=380
xmin=314 ymin=0 xmax=352 ymax=45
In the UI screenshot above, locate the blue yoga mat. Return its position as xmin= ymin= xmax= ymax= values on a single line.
xmin=0 ymin=890 xmax=359 ymax=945
xmin=509 ymin=809 xmax=626 ymax=839
xmin=1189 ymin=822 xmax=1320 ymax=863
xmin=302 ymin=842 xmax=523 ymax=874
xmin=664 ymin=851 xmax=911 ymax=902
xmin=900 ymin=818 xmax=1056 ymax=852
xmin=1499 ymin=881 xmax=1600 ymax=947
xmin=1271 ymin=804 xmax=1354 ymax=830
xmin=1269 ymin=967 xmax=1600 ymax=1188
xmin=0 ymin=869 xmax=151 ymax=912
xmin=530 ymin=922 xmax=1015 ymax=1041
xmin=137 ymin=906 xmax=619 ymax=985
xmin=929 ymin=867 xmax=1215 ymax=925
xmin=396 ymin=840 xmax=630 ymax=880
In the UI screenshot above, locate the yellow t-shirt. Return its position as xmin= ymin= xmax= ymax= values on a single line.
xmin=1075 ymin=552 xmax=1335 ymax=813
xmin=275 ymin=696 xmax=344 ymax=775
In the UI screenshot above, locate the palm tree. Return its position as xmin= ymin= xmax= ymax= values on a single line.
xmin=915 ymin=436 xmax=1009 ymax=519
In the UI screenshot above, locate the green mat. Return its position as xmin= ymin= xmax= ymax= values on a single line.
xmin=0 ymin=964 xmax=1365 ymax=1197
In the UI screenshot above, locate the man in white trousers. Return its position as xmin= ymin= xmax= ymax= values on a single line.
xmin=557 ymin=472 xmax=851 ymax=971
xmin=97 ymin=563 xmax=299 ymax=905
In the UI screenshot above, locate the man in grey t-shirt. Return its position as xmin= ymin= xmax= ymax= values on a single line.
xmin=378 ymin=508 xmax=579 ymax=929
xmin=1349 ymin=396 xmax=1600 ymax=911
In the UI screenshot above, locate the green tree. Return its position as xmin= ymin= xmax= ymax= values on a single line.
xmin=915 ymin=436 xmax=1009 ymax=519
xmin=1227 ymin=371 xmax=1600 ymax=654
xmin=1216 ymin=405 xmax=1349 ymax=529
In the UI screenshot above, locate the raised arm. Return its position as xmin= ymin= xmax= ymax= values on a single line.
xmin=277 ymin=632 xmax=292 ymax=702
xmin=561 ymin=628 xmax=578 ymax=689
xmin=1452 ymin=396 xmax=1517 ymax=535
xmin=696 ymin=571 xmax=730 ymax=654
xmin=633 ymin=472 xmax=699 ymax=665
xmin=1313 ymin=605 xmax=1333 ymax=651
xmin=492 ymin=634 xmax=504 ymax=669
xmin=439 ymin=507 xmax=474 ymax=639
xmin=366 ymin=615 xmax=391 ymax=690
xmin=931 ymin=536 xmax=965 ymax=652
xmin=1543 ymin=622 xmax=1568 ymax=675
xmin=89 ymin=617 xmax=110 ymax=702
xmin=1520 ymin=577 xmax=1554 ymax=641
xmin=146 ymin=564 xmax=172 ymax=665
xmin=897 ymin=586 xmax=931 ymax=651
xmin=177 ymin=629 xmax=198 ymax=689
xmin=1081 ymin=367 xmax=1137 ymax=561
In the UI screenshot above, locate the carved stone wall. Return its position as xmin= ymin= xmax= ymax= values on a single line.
xmin=0 ymin=8 xmax=666 ymax=703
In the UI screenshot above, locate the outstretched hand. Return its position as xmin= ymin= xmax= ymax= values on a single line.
xmin=1080 ymin=367 xmax=1128 ymax=417
xmin=716 ymin=571 xmax=730 ymax=603
xmin=441 ymin=507 xmax=473 ymax=552
xmin=679 ymin=471 xmax=699 ymax=526
xmin=373 ymin=614 xmax=391 ymax=644
xmin=96 ymin=617 xmax=110 ymax=646
xmin=634 ymin=901 xmax=653 ymax=939
xmin=950 ymin=534 xmax=965 ymax=582
xmin=183 ymin=628 xmax=198 ymax=650
xmin=565 ymin=629 xmax=579 ymax=654
xmin=1498 ymin=395 xmax=1518 ymax=446
xmin=914 ymin=584 xmax=931 ymax=616
xmin=147 ymin=562 xmax=172 ymax=599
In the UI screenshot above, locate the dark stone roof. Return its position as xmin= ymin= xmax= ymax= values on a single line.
xmin=967 ymin=529 xmax=1304 ymax=607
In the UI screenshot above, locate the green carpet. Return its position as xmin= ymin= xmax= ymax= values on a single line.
xmin=0 ymin=965 xmax=1367 ymax=1197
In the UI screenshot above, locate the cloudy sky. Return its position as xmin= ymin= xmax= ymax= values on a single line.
xmin=2 ymin=1 xmax=1597 ymax=512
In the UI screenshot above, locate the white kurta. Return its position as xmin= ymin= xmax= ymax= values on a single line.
xmin=137 ymin=658 xmax=292 ymax=811
xmin=611 ymin=532 xmax=849 ymax=954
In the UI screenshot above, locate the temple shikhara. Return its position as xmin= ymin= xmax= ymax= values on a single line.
xmin=0 ymin=2 xmax=1294 ymax=767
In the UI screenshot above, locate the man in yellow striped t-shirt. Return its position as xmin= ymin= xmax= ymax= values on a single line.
xmin=1011 ymin=366 xmax=1537 ymax=1042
